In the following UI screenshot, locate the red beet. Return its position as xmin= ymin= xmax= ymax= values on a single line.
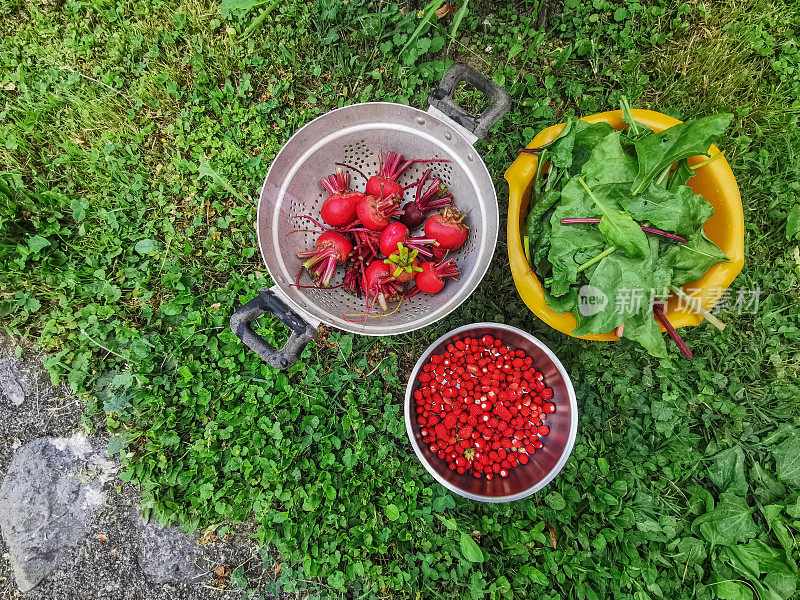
xmin=383 ymin=243 xmax=423 ymax=283
xmin=365 ymin=151 xmax=451 ymax=201
xmin=400 ymin=169 xmax=454 ymax=229
xmin=319 ymin=169 xmax=363 ymax=227
xmin=366 ymin=151 xmax=416 ymax=200
xmin=296 ymin=232 xmax=352 ymax=286
xmin=424 ymin=207 xmax=469 ymax=251
xmin=415 ymin=259 xmax=460 ymax=294
xmin=379 ymin=222 xmax=438 ymax=258
xmin=356 ymin=194 xmax=404 ymax=231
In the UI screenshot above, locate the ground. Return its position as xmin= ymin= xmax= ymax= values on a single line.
xmin=0 ymin=335 xmax=271 ymax=599
xmin=0 ymin=0 xmax=799 ymax=598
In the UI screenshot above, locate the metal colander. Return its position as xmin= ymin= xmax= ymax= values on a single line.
xmin=231 ymin=64 xmax=511 ymax=369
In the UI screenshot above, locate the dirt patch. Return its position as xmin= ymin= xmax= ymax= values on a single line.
xmin=0 ymin=335 xmax=275 ymax=599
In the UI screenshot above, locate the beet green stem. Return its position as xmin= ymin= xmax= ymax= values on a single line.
xmin=653 ymin=305 xmax=693 ymax=360
xmin=577 ymin=246 xmax=616 ymax=273
xmin=561 ymin=218 xmax=687 ymax=244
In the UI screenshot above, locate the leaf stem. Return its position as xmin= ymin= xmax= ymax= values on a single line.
xmin=655 ymin=164 xmax=672 ymax=186
xmin=653 ymin=305 xmax=693 ymax=359
xmin=690 ymin=151 xmax=726 ymax=170
xmin=561 ymin=218 xmax=687 ymax=244
xmin=577 ymin=246 xmax=616 ymax=273
xmin=576 ymin=177 xmax=598 ymax=203
xmin=670 ymin=285 xmax=726 ymax=331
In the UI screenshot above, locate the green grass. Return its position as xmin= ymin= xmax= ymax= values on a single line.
xmin=2 ymin=0 xmax=800 ymax=598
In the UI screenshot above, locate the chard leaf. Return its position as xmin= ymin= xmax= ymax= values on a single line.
xmin=572 ymin=235 xmax=660 ymax=337
xmin=623 ymin=305 xmax=667 ymax=358
xmin=668 ymin=158 xmax=695 ymax=190
xmin=526 ymin=188 xmax=562 ymax=254
xmin=551 ymin=130 xmax=576 ymax=169
xmin=582 ymin=131 xmax=638 ymax=185
xmin=547 ymin=224 xmax=605 ymax=297
xmin=568 ymin=121 xmax=616 ymax=176
xmin=620 ymin=96 xmax=652 ymax=141
xmin=543 ymin=288 xmax=578 ymax=313
xmin=618 ymin=182 xmax=714 ymax=236
xmin=663 ymin=229 xmax=729 ymax=286
xmin=631 ymin=113 xmax=733 ymax=194
xmin=580 ymin=178 xmax=649 ymax=259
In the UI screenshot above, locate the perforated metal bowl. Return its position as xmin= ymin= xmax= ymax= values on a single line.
xmin=231 ymin=65 xmax=511 ymax=369
xmin=405 ymin=323 xmax=578 ymax=502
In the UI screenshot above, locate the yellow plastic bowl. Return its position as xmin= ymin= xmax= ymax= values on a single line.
xmin=505 ymin=110 xmax=745 ymax=341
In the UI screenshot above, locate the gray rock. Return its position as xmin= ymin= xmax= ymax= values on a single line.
xmin=0 ymin=436 xmax=116 ymax=591
xmin=0 ymin=358 xmax=28 ymax=407
xmin=133 ymin=508 xmax=200 ymax=583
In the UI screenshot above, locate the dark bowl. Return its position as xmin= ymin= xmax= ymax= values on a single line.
xmin=404 ymin=323 xmax=578 ymax=502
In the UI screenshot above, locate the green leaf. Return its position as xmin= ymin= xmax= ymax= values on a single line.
xmin=523 ymin=566 xmax=548 ymax=585
xmin=107 ymin=434 xmax=131 ymax=456
xmin=436 ymin=514 xmax=458 ymax=530
xmin=27 ymin=235 xmax=51 ymax=254
xmin=385 ymin=503 xmax=400 ymax=521
xmin=787 ymin=205 xmax=800 ymax=241
xmin=459 ymin=532 xmax=484 ymax=563
xmin=578 ymin=179 xmax=648 ymax=259
xmin=432 ymin=494 xmax=456 ymax=512
xmin=708 ymin=446 xmax=748 ymax=496
xmin=618 ymin=183 xmax=714 ymax=236
xmin=712 ymin=579 xmax=752 ymax=600
xmin=693 ymin=492 xmax=758 ymax=546
xmin=582 ymin=131 xmax=638 ymax=185
xmin=70 ymin=197 xmax=89 ymax=222
xmin=568 ymin=121 xmax=616 ymax=176
xmin=631 ymin=113 xmax=733 ymax=194
xmin=573 ymin=236 xmax=662 ymax=343
xmin=198 ymin=158 xmax=247 ymax=202
xmin=449 ymin=0 xmax=469 ymax=43
xmin=160 ymin=431 xmax=180 ymax=446
xmin=219 ymin=0 xmax=267 ymax=18
xmin=762 ymin=505 xmax=793 ymax=556
xmin=664 ymin=229 xmax=729 ymax=286
xmin=668 ymin=159 xmax=695 ymax=190
xmin=673 ymin=537 xmax=707 ymax=565
xmin=526 ymin=187 xmax=562 ymax=265
xmin=720 ymin=540 xmax=797 ymax=600
xmin=230 ymin=565 xmax=247 ymax=590
xmin=135 ymin=239 xmax=159 ymax=255
xmin=545 ymin=491 xmax=566 ymax=510
xmin=399 ymin=0 xmax=446 ymax=57
xmin=337 ymin=334 xmax=353 ymax=359
xmin=551 ymin=132 xmax=576 ymax=169
xmin=620 ymin=96 xmax=652 ymax=140
xmin=771 ymin=428 xmax=800 ymax=487
xmin=342 ymin=447 xmax=356 ymax=469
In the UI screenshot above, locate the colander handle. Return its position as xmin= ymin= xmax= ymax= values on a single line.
xmin=428 ymin=63 xmax=511 ymax=140
xmin=229 ymin=288 xmax=318 ymax=371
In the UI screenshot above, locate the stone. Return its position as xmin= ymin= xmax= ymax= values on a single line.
xmin=0 ymin=436 xmax=116 ymax=592
xmin=133 ymin=508 xmax=200 ymax=583
xmin=0 ymin=358 xmax=28 ymax=407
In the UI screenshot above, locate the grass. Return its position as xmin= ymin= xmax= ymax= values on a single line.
xmin=1 ymin=0 xmax=800 ymax=598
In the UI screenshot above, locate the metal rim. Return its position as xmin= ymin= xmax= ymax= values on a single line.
xmin=255 ymin=102 xmax=500 ymax=336
xmin=404 ymin=323 xmax=578 ymax=502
